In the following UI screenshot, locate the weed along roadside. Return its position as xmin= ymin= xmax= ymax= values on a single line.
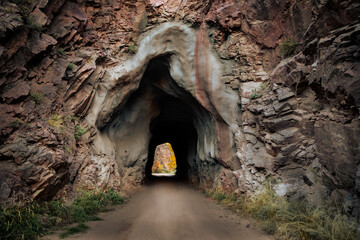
xmin=0 ymin=189 xmax=125 ymax=240
xmin=203 ymin=182 xmax=360 ymax=240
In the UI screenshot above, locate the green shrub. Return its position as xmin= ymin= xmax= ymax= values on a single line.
xmin=279 ymin=37 xmax=298 ymax=58
xmin=47 ymin=200 xmax=69 ymax=221
xmin=67 ymin=62 xmax=75 ymax=71
xmin=26 ymin=15 xmax=42 ymax=31
xmin=312 ymin=102 xmax=324 ymax=111
xmin=74 ymin=125 xmax=86 ymax=139
xmin=128 ymin=43 xmax=136 ymax=54
xmin=30 ymin=92 xmax=44 ymax=104
xmin=56 ymin=47 xmax=66 ymax=56
xmin=250 ymin=90 xmax=262 ymax=100
xmin=68 ymin=189 xmax=124 ymax=223
xmin=102 ymin=188 xmax=125 ymax=205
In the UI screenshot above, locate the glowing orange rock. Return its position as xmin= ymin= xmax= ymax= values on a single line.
xmin=152 ymin=142 xmax=177 ymax=173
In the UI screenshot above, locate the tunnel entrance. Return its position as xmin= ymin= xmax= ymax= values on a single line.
xmin=87 ymin=23 xmax=242 ymax=193
xmin=100 ymin=54 xmax=217 ymax=190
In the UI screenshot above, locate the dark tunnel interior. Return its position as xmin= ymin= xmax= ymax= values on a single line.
xmin=141 ymin=56 xmax=199 ymax=182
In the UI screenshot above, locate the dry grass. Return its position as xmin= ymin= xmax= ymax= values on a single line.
xmin=204 ymin=184 xmax=360 ymax=240
xmin=47 ymin=114 xmax=63 ymax=129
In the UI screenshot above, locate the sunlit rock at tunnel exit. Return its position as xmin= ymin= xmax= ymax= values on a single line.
xmin=152 ymin=143 xmax=177 ymax=176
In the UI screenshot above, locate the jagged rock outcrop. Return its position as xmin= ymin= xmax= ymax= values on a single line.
xmin=0 ymin=0 xmax=359 ymax=217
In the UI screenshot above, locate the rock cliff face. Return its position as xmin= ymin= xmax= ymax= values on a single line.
xmin=0 ymin=0 xmax=359 ymax=217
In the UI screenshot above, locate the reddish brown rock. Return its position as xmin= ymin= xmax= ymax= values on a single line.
xmin=29 ymin=7 xmax=48 ymax=27
xmin=2 ymin=81 xmax=31 ymax=103
xmin=0 ymin=4 xmax=23 ymax=38
xmin=26 ymin=32 xmax=57 ymax=55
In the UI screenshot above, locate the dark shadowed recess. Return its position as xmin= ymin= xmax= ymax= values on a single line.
xmin=143 ymin=56 xmax=201 ymax=182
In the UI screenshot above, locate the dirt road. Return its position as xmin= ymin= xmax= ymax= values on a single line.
xmin=49 ymin=180 xmax=272 ymax=240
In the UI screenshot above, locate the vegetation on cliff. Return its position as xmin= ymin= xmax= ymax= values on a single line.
xmin=279 ymin=37 xmax=298 ymax=58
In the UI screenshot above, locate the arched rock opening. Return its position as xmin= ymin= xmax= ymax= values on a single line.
xmin=83 ymin=23 xmax=244 ymax=192
xmin=99 ymin=56 xmax=217 ymax=189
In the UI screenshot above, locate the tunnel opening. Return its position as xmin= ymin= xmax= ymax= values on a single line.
xmin=100 ymin=54 xmax=217 ymax=190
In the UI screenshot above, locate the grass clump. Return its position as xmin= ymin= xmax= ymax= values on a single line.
xmin=74 ymin=125 xmax=86 ymax=139
xmin=204 ymin=183 xmax=360 ymax=240
xmin=56 ymin=47 xmax=66 ymax=56
xmin=312 ymin=102 xmax=324 ymax=111
xmin=0 ymin=189 xmax=124 ymax=240
xmin=65 ymin=145 xmax=73 ymax=153
xmin=279 ymin=37 xmax=298 ymax=58
xmin=261 ymin=81 xmax=269 ymax=90
xmin=204 ymin=188 xmax=237 ymax=206
xmin=60 ymin=223 xmax=89 ymax=238
xmin=26 ymin=15 xmax=42 ymax=31
xmin=11 ymin=118 xmax=29 ymax=128
xmin=53 ymin=188 xmax=124 ymax=224
xmin=128 ymin=43 xmax=136 ymax=54
xmin=0 ymin=202 xmax=43 ymax=240
xmin=250 ymin=89 xmax=262 ymax=100
xmin=47 ymin=114 xmax=63 ymax=129
xmin=30 ymin=91 xmax=44 ymax=104
xmin=67 ymin=62 xmax=75 ymax=71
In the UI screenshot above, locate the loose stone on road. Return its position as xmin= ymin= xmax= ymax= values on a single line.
xmin=48 ymin=180 xmax=273 ymax=240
